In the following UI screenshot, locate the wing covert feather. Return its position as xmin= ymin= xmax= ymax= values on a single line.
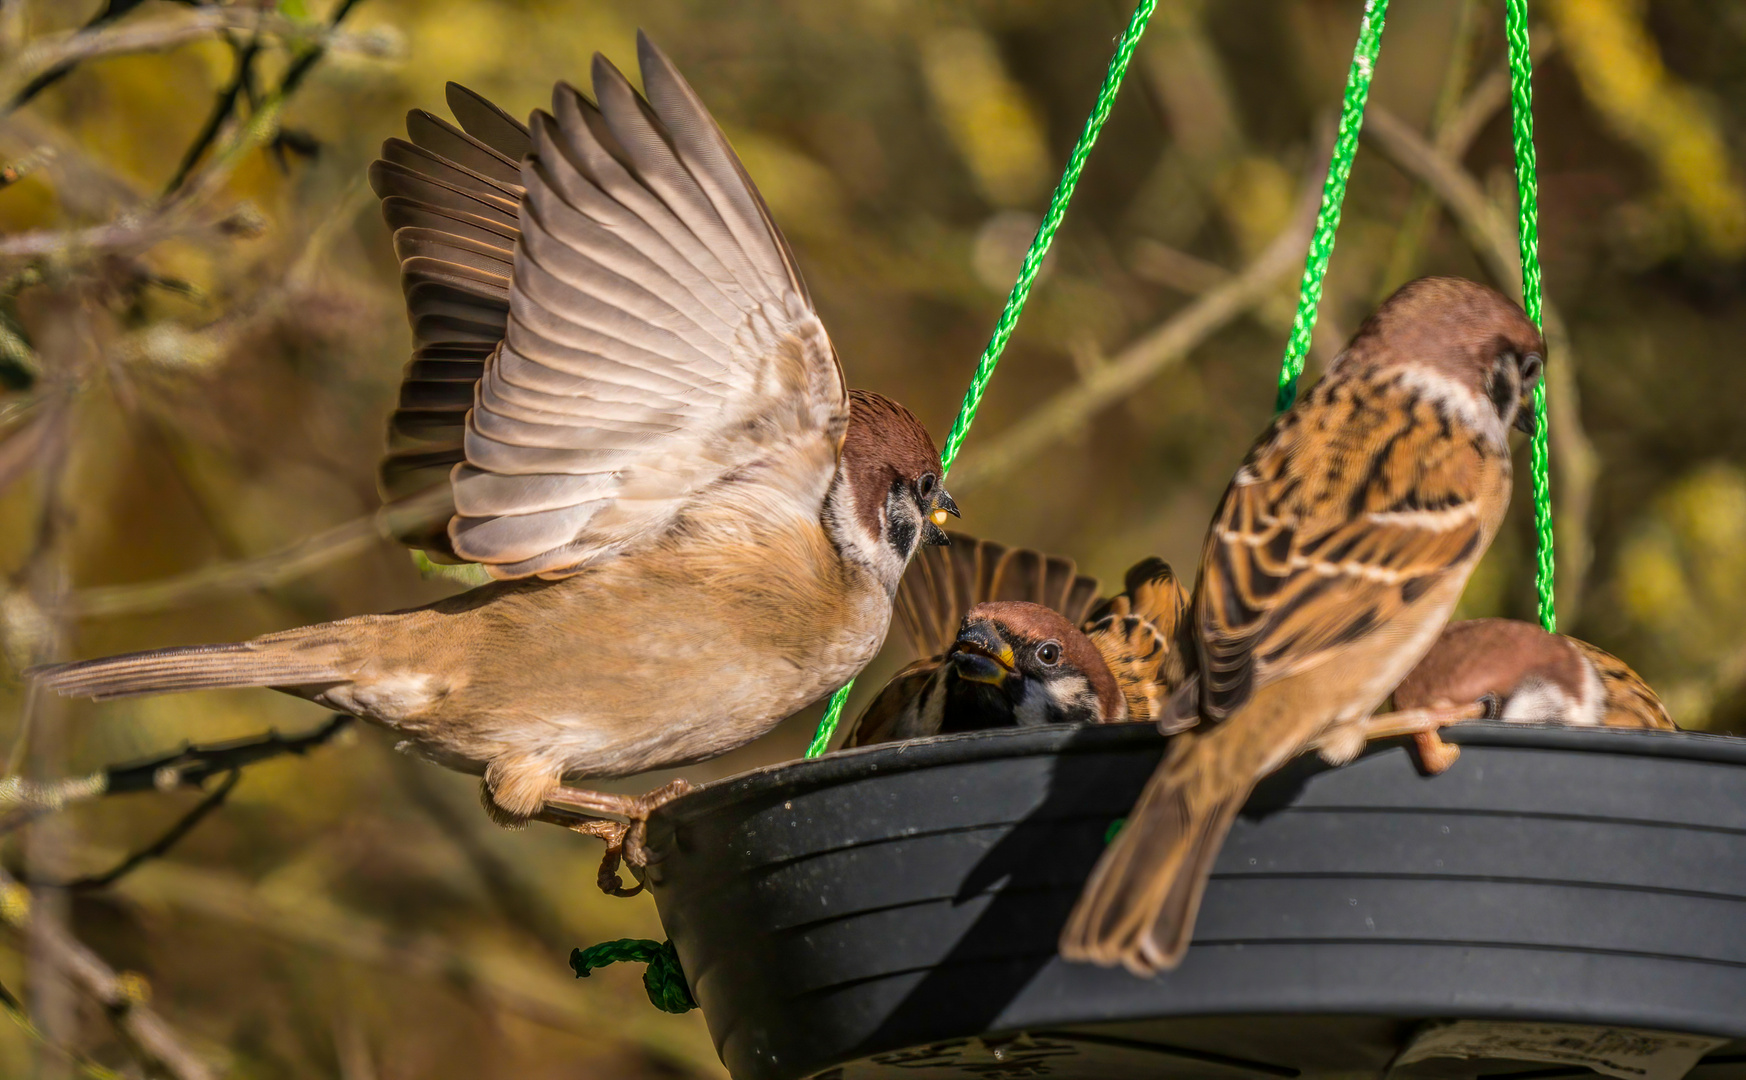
xmin=1194 ymin=384 xmax=1502 ymax=720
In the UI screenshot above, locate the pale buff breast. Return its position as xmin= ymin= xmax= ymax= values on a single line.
xmin=370 ymin=514 xmax=893 ymax=781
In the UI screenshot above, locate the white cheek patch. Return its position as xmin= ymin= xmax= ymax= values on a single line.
xmin=1394 ymin=364 xmax=1499 ymax=437
xmin=1012 ymin=674 xmax=1093 ymax=727
xmin=1500 ymin=677 xmax=1576 ymax=725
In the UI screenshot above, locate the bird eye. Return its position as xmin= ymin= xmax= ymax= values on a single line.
xmin=917 ymin=473 xmax=936 ymax=499
xmin=1037 ymin=640 xmax=1061 ymax=666
xmin=1520 ymin=352 xmax=1544 ymax=387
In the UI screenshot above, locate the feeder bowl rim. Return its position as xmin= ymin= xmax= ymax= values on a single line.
xmin=651 ymin=721 xmax=1743 ymax=829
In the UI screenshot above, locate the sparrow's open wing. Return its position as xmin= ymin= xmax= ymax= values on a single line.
xmin=370 ymin=86 xmax=528 ymax=558
xmin=1194 ymin=390 xmax=1497 ymax=721
xmin=893 ymin=532 xmax=1100 ymax=658
xmin=370 ymin=33 xmax=846 ymax=578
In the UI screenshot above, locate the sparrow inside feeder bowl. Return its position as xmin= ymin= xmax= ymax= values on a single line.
xmin=642 ymin=722 xmax=1746 ymax=1080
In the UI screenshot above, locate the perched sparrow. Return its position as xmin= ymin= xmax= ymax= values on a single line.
xmin=847 ymin=533 xmax=1104 ymax=745
xmin=1392 ymin=618 xmax=1676 ymax=735
xmin=1061 ymin=277 xmax=1545 ymax=975
xmin=846 ymin=534 xmax=1193 ymax=745
xmin=32 ymin=35 xmax=957 ymax=855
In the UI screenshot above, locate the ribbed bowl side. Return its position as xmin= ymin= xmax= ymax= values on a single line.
xmin=645 ymin=724 xmax=1746 ymax=1080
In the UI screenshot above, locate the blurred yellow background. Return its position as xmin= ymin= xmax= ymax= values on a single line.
xmin=0 ymin=0 xmax=1744 ymax=1075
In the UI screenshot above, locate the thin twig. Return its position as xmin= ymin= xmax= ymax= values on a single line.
xmin=58 ymin=770 xmax=240 ymax=891
xmin=165 ymin=0 xmax=368 ymax=196
xmin=0 ymin=716 xmax=355 ymax=836
xmin=0 ymin=145 xmax=57 ymax=189
xmin=947 ymin=149 xmax=1326 ymax=491
xmin=0 ymin=205 xmax=261 ymax=261
xmin=65 ymin=513 xmax=383 ymax=618
xmin=61 ymin=482 xmax=450 ymax=618
xmin=0 ymin=7 xmax=398 ymax=109
xmin=165 ymin=32 xmax=265 ymax=196
xmin=1377 ymin=0 xmax=1483 ymax=298
xmin=1365 ymin=104 xmax=1599 ymax=620
xmin=0 ymin=867 xmax=220 ymax=1080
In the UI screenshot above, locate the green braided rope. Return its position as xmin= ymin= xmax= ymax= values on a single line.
xmin=805 ymin=0 xmax=1159 ymax=758
xmin=1507 ymin=0 xmax=1556 ymax=633
xmin=1274 ymin=0 xmax=1390 ymax=412
xmin=570 ymin=939 xmax=696 ymax=1014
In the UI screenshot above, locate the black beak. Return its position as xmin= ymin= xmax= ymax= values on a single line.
xmin=1513 ymin=400 xmax=1537 ymax=435
xmin=920 ymin=485 xmax=959 ymax=546
xmin=1513 ymin=353 xmax=1543 ymax=435
xmin=948 ymin=620 xmax=1014 ymax=686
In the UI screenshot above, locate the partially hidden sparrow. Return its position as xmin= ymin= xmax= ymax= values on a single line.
xmin=1391 ymin=618 xmax=1676 ymax=753
xmin=1061 ymin=277 xmax=1545 ymax=974
xmin=32 ymin=34 xmax=958 ymax=871
xmin=845 ymin=534 xmax=1193 ymax=745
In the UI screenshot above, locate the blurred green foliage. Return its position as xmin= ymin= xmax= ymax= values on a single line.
xmin=0 ymin=0 xmax=1742 ymax=1075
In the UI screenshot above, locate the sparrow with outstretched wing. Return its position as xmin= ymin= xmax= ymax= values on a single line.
xmin=35 ymin=35 xmax=958 ymax=870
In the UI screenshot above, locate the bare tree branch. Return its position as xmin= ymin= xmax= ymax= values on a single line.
xmin=0 ymin=204 xmax=262 ymax=260
xmin=0 ymin=7 xmax=399 ymax=109
xmin=0 ymin=867 xmax=220 ymax=1080
xmin=60 ymin=484 xmax=451 ymax=618
xmin=1365 ymin=104 xmax=1600 ymax=620
xmin=0 ymin=716 xmax=355 ymax=834
xmin=66 ymin=513 xmax=382 ymax=618
xmin=947 ymin=158 xmax=1325 ymax=492
xmin=55 ymin=771 xmax=240 ymax=891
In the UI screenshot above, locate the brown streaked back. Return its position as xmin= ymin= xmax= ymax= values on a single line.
xmin=1567 ymin=636 xmax=1677 ymax=730
xmin=1085 ymin=557 xmax=1195 ymax=724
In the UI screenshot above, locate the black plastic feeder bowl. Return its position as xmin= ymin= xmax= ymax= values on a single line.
xmin=643 ymin=723 xmax=1746 ymax=1080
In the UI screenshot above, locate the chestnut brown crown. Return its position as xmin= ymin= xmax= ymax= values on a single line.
xmin=1345 ymin=277 xmax=1546 ymax=434
xmin=953 ymin=601 xmax=1125 ymax=724
xmin=840 ymin=389 xmax=957 ymax=559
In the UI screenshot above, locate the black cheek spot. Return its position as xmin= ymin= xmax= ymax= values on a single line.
xmin=884 ymin=484 xmax=917 ymax=558
xmin=1488 ymin=359 xmax=1518 ymax=419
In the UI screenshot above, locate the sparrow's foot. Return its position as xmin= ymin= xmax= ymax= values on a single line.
xmin=1352 ymin=701 xmax=1489 ymax=775
xmin=534 ymin=806 xmax=643 ymax=896
xmin=546 ymin=779 xmax=698 ymax=868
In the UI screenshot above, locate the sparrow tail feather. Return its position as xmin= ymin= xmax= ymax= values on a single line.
xmin=29 ymin=635 xmax=346 ymax=701
xmin=1060 ymin=732 xmax=1252 ymax=974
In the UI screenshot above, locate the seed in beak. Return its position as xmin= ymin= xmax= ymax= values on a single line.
xmin=930 ymin=509 xmax=950 ymax=526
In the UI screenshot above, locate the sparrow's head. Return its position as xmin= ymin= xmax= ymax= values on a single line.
xmin=943 ymin=601 xmax=1124 ymax=729
xmin=831 ymin=389 xmax=958 ymax=591
xmin=1347 ymin=277 xmax=1546 ymax=437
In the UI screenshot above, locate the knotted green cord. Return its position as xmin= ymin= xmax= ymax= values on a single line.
xmin=1274 ymin=0 xmax=1390 ymax=412
xmin=804 ymin=0 xmax=1160 ymax=758
xmin=1507 ymin=0 xmax=1557 ymax=633
xmin=570 ymin=939 xmax=696 ymax=1014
